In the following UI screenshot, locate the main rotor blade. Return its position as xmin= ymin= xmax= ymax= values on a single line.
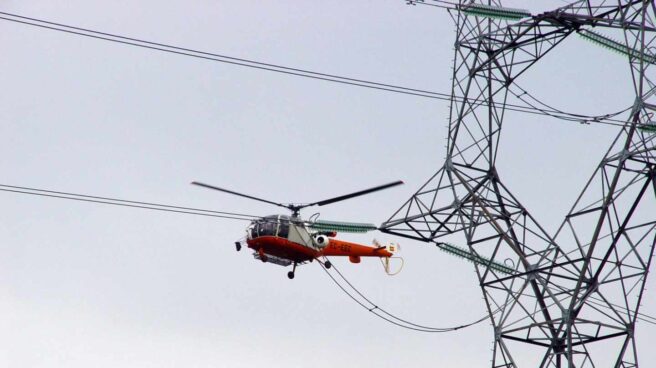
xmin=312 ymin=180 xmax=404 ymax=207
xmin=191 ymin=181 xmax=288 ymax=209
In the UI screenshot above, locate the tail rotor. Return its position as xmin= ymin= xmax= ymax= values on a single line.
xmin=374 ymin=239 xmax=404 ymax=276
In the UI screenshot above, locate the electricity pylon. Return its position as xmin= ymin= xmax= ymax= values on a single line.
xmin=381 ymin=1 xmax=656 ymax=366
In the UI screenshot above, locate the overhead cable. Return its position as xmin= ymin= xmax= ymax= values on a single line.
xmin=319 ymin=258 xmax=493 ymax=332
xmin=0 ymin=183 xmax=258 ymax=221
xmin=322 ymin=255 xmax=656 ymax=330
xmin=0 ymin=11 xmax=632 ymax=127
xmin=510 ymin=85 xmax=633 ymax=127
xmin=0 ymin=12 xmax=454 ymax=100
xmin=4 ymin=182 xmax=655 ymax=327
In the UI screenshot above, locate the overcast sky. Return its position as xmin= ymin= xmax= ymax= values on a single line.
xmin=1 ymin=1 xmax=654 ymax=367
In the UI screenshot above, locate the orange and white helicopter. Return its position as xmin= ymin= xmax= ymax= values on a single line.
xmin=191 ymin=181 xmax=403 ymax=279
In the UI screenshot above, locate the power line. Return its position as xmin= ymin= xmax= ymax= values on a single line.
xmin=0 ymin=183 xmax=382 ymax=228
xmin=0 ymin=184 xmax=258 ymax=221
xmin=320 ymin=258 xmax=656 ymax=331
xmin=3 ymin=182 xmax=655 ymax=328
xmin=319 ymin=258 xmax=492 ymax=332
xmin=0 ymin=12 xmax=450 ymax=100
xmin=0 ymin=11 xmax=632 ymax=127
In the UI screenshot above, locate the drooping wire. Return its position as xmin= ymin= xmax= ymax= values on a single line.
xmin=0 ymin=11 xmax=635 ymax=128
xmin=319 ymin=258 xmax=494 ymax=332
xmin=0 ymin=184 xmax=258 ymax=221
xmin=510 ymin=84 xmax=633 ymax=127
xmin=321 ymin=256 xmax=656 ymax=331
xmin=402 ymin=4 xmax=634 ymax=128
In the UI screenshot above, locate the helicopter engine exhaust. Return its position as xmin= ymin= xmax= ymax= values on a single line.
xmin=312 ymin=234 xmax=330 ymax=249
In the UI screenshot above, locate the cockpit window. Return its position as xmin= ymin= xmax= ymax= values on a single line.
xmin=259 ymin=221 xmax=277 ymax=236
xmin=278 ymin=221 xmax=289 ymax=238
xmin=251 ymin=215 xmax=290 ymax=238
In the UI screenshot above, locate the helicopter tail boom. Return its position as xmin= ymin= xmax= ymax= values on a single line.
xmin=321 ymin=239 xmax=393 ymax=258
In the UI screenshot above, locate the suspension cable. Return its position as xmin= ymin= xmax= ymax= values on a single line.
xmin=319 ymin=258 xmax=494 ymax=332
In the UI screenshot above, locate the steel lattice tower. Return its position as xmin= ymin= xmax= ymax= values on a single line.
xmin=380 ymin=1 xmax=656 ymax=366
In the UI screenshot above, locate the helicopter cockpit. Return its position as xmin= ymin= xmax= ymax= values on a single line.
xmin=248 ymin=215 xmax=290 ymax=239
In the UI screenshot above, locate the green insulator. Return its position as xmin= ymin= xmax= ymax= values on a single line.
xmin=579 ymin=30 xmax=656 ymax=64
xmin=436 ymin=242 xmax=515 ymax=275
xmin=460 ymin=4 xmax=531 ymax=21
xmin=308 ymin=220 xmax=377 ymax=233
xmin=639 ymin=123 xmax=656 ymax=132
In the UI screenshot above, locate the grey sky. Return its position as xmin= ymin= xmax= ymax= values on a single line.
xmin=1 ymin=1 xmax=654 ymax=367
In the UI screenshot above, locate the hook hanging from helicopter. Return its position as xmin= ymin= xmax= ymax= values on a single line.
xmin=191 ymin=180 xmax=404 ymax=279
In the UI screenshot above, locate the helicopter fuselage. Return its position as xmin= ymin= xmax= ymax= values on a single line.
xmin=246 ymin=235 xmax=393 ymax=264
xmin=244 ymin=215 xmax=392 ymax=265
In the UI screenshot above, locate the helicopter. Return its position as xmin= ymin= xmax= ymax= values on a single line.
xmin=191 ymin=180 xmax=403 ymax=279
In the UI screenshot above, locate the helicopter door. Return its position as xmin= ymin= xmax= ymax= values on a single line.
xmin=287 ymin=224 xmax=314 ymax=248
